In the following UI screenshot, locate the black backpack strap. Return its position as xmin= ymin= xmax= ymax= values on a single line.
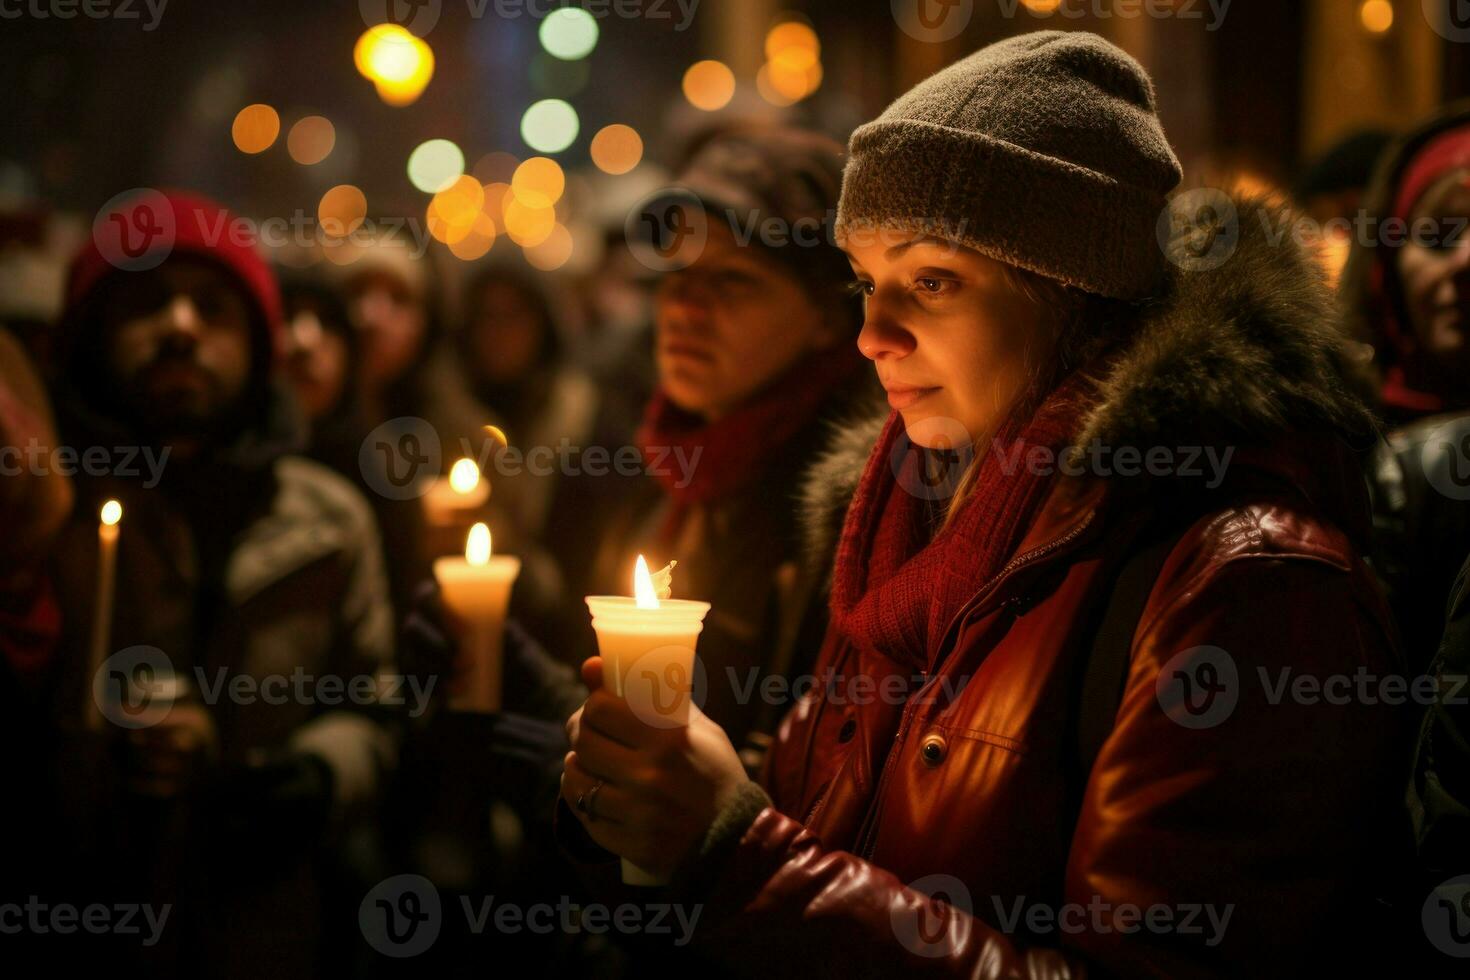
xmin=1075 ymin=523 xmax=1184 ymax=777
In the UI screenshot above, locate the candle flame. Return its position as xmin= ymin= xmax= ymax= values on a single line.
xmin=448 ymin=457 xmax=481 ymax=494
xmin=100 ymin=500 xmax=122 ymax=526
xmin=482 ymin=424 xmax=508 ymax=449
xmin=633 ymin=554 xmax=660 ymax=609
xmin=466 ymin=522 xmax=491 ymax=566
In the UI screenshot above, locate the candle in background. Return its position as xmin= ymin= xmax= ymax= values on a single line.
xmin=85 ymin=499 xmax=122 ymax=732
xmin=433 ymin=522 xmax=521 ymax=712
xmin=585 ymin=555 xmax=709 ymax=885
xmin=422 ymin=456 xmax=490 ymax=528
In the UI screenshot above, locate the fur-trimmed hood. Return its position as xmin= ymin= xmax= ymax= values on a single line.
xmin=801 ymin=192 xmax=1376 ymax=565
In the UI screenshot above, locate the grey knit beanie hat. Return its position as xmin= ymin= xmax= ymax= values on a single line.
xmin=835 ymin=31 xmax=1183 ymax=300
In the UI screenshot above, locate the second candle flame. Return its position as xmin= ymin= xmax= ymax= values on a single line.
xmin=466 ymin=522 xmax=492 ymax=566
xmin=633 ymin=554 xmax=659 ymax=610
xmin=449 ymin=457 xmax=481 ymax=494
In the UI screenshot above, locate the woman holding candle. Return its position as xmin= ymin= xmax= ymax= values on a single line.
xmin=562 ymin=32 xmax=1405 ymax=976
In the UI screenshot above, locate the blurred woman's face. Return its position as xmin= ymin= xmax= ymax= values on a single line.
xmin=843 ymin=231 xmax=1053 ymax=449
xmin=1397 ymin=168 xmax=1470 ymax=388
xmin=347 ymin=270 xmax=427 ymax=393
xmin=284 ymin=301 xmax=349 ymax=420
xmin=654 ymin=218 xmax=842 ymax=420
xmin=468 ymin=280 xmax=545 ymax=384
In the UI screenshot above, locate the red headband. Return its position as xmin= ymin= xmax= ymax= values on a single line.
xmin=1391 ymin=122 xmax=1470 ymax=221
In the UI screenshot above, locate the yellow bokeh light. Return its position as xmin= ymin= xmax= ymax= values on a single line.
xmin=318 ymin=184 xmax=368 ymax=238
xmin=771 ymin=45 xmax=818 ymax=74
xmin=232 ymin=103 xmax=280 ymax=154
xmin=590 ymin=124 xmax=643 ymax=175
xmin=757 ymin=65 xmax=796 ymax=107
xmin=524 ymin=223 xmax=574 ymax=271
xmin=428 ymin=175 xmax=491 ymax=245
xmin=449 ymin=225 xmax=497 ymax=261
xmin=356 ymin=24 xmax=434 ymax=106
xmin=287 ymin=115 xmax=336 ymax=165
xmin=682 ymin=60 xmax=736 ymax=112
xmin=511 ymin=157 xmax=566 ymax=209
xmin=765 ymin=21 xmax=819 ymax=68
xmin=1021 ymin=0 xmax=1063 ymax=11
xmin=504 ymin=198 xmax=557 ymax=247
xmin=1359 ymin=0 xmax=1393 ymax=34
xmin=760 ymin=58 xmax=822 ymax=104
xmin=358 ymin=24 xmax=421 ymax=83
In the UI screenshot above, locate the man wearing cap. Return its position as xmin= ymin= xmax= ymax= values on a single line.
xmin=42 ymin=190 xmax=397 ymax=978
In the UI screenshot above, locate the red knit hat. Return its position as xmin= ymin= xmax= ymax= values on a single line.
xmin=64 ymin=189 xmax=283 ymax=358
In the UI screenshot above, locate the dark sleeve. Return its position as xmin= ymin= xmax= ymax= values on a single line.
xmin=504 ymin=618 xmax=588 ymax=722
xmin=1409 ymin=552 xmax=1470 ymax=877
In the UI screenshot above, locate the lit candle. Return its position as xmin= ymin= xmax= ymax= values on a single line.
xmin=85 ymin=499 xmax=122 ymax=732
xmin=422 ymin=456 xmax=490 ymax=527
xmin=433 ymin=522 xmax=521 ymax=712
xmin=585 ymin=555 xmax=709 ymax=885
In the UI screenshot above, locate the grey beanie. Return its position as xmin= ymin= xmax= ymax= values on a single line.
xmin=835 ymin=31 xmax=1183 ymax=300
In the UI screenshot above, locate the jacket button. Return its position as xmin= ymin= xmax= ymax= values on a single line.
xmin=920 ymin=733 xmax=946 ymax=767
xmin=837 ymin=719 xmax=857 ymax=743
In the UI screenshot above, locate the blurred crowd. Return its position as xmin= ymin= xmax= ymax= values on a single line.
xmin=2 ymin=87 xmax=1470 ymax=975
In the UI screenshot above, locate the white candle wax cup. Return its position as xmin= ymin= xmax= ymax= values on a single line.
xmin=584 ymin=557 xmax=709 ymax=886
xmin=433 ymin=523 xmax=520 ymax=713
xmin=583 ymin=596 xmax=710 ymax=727
xmin=422 ymin=457 xmax=490 ymax=527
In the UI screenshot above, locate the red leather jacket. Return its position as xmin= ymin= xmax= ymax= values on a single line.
xmin=681 ymin=203 xmax=1409 ymax=978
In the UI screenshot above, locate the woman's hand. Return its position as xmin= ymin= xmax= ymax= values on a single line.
xmin=561 ymin=656 xmax=750 ymax=877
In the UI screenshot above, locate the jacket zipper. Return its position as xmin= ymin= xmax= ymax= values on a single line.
xmin=933 ymin=510 xmax=1098 ymax=653
xmin=852 ymin=510 xmax=1099 ymax=862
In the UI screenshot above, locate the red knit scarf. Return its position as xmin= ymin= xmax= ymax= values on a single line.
xmin=831 ymin=369 xmax=1098 ymax=670
xmin=637 ymin=346 xmax=863 ymax=543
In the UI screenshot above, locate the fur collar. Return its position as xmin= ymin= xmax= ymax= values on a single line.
xmin=801 ymin=193 xmax=1374 ymax=564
